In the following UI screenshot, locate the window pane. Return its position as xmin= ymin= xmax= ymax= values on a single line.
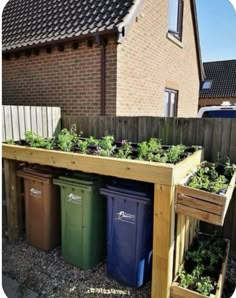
xmin=170 ymin=93 xmax=176 ymax=117
xmin=164 ymin=91 xmax=169 ymax=116
xmin=202 ymin=80 xmax=212 ymax=90
xmin=168 ymin=0 xmax=179 ymax=33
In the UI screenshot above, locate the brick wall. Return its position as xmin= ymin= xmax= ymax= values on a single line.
xmin=2 ymin=39 xmax=117 ymax=117
xmin=199 ymin=97 xmax=236 ymax=107
xmin=116 ymin=0 xmax=200 ymax=116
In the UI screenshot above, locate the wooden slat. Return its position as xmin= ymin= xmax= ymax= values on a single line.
xmin=52 ymin=107 xmax=61 ymax=135
xmin=175 ymin=204 xmax=222 ymax=225
xmin=177 ymin=194 xmax=223 ymax=215
xmin=42 ymin=106 xmax=48 ymax=138
xmin=30 ymin=106 xmax=37 ymax=133
xmin=36 ymin=106 xmax=43 ymax=136
xmin=11 ymin=106 xmax=20 ymax=141
xmin=214 ymin=240 xmax=230 ymax=298
xmin=152 ymin=184 xmax=175 ymax=298
xmin=47 ymin=107 xmax=53 ymax=137
xmin=4 ymin=105 xmax=13 ymax=141
xmin=2 ymin=105 xmax=6 ymax=142
xmin=4 ymin=159 xmax=20 ymax=241
xmin=18 ymin=106 xmax=26 ymax=140
xmin=176 ymin=185 xmax=225 ymax=205
xmin=171 ymin=282 xmax=214 ymax=298
xmin=24 ymin=106 xmax=31 ymax=132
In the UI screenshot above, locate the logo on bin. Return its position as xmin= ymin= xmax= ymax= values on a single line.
xmin=30 ymin=188 xmax=41 ymax=198
xmin=67 ymin=193 xmax=82 ymax=204
xmin=115 ymin=211 xmax=136 ymax=224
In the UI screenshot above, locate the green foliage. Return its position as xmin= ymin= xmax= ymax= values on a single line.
xmin=98 ymin=135 xmax=115 ymax=157
xmin=25 ymin=131 xmax=54 ymax=149
xmin=187 ymin=161 xmax=235 ymax=194
xmin=178 ymin=235 xmax=225 ymax=296
xmin=79 ymin=139 xmax=88 ymax=154
xmin=166 ymin=144 xmax=186 ymax=163
xmin=196 ymin=277 xmax=215 ymax=296
xmin=115 ymin=140 xmax=132 ymax=159
xmin=5 ymin=139 xmax=15 ymax=145
xmin=56 ymin=124 xmax=79 ymax=152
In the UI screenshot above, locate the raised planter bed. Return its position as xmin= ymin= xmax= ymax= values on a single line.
xmin=2 ymin=143 xmax=203 ymax=298
xmin=175 ymin=162 xmax=236 ymax=226
xmin=171 ymin=236 xmax=230 ymax=298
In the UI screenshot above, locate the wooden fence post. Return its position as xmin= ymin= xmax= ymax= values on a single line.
xmin=152 ymin=184 xmax=175 ymax=298
xmin=4 ymin=159 xmax=20 ymax=241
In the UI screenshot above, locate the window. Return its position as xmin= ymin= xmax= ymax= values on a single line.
xmin=164 ymin=89 xmax=178 ymax=117
xmin=168 ymin=0 xmax=184 ymax=40
xmin=201 ymin=80 xmax=212 ymax=90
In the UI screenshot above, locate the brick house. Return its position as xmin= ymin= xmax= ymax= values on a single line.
xmin=199 ymin=60 xmax=236 ymax=108
xmin=2 ymin=0 xmax=203 ymax=117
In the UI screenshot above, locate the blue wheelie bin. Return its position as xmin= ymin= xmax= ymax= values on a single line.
xmin=100 ymin=178 xmax=153 ymax=288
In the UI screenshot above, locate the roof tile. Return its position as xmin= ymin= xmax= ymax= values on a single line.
xmin=2 ymin=0 xmax=136 ymax=51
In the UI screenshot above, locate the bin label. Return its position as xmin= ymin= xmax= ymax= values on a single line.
xmin=67 ymin=193 xmax=82 ymax=204
xmin=115 ymin=211 xmax=136 ymax=224
xmin=30 ymin=188 xmax=42 ymax=198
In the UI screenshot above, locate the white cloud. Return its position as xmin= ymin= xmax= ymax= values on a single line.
xmin=229 ymin=0 xmax=236 ymax=11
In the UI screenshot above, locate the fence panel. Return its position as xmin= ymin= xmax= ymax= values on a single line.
xmin=62 ymin=116 xmax=236 ymax=254
xmin=2 ymin=106 xmax=61 ymax=142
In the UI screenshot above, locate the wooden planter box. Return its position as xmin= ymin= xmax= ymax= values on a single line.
xmin=2 ymin=143 xmax=203 ymax=298
xmin=171 ymin=239 xmax=230 ymax=298
xmin=175 ymin=169 xmax=236 ymax=226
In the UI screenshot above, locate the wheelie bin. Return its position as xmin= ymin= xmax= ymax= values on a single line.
xmin=17 ymin=166 xmax=61 ymax=250
xmin=53 ymin=172 xmax=106 ymax=269
xmin=100 ymin=178 xmax=153 ymax=288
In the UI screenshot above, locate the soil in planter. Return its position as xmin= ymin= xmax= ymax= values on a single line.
xmin=177 ymin=234 xmax=227 ymax=296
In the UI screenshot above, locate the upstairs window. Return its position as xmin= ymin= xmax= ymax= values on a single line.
xmin=168 ymin=0 xmax=184 ymax=40
xmin=164 ymin=88 xmax=178 ymax=117
xmin=201 ymin=80 xmax=212 ymax=90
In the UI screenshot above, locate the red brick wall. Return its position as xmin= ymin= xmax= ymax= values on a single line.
xmin=116 ymin=0 xmax=200 ymax=116
xmin=2 ymin=39 xmax=117 ymax=117
xmin=199 ymin=97 xmax=236 ymax=107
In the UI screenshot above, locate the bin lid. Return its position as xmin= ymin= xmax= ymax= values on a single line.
xmin=104 ymin=177 xmax=153 ymax=198
xmin=57 ymin=172 xmax=100 ymax=186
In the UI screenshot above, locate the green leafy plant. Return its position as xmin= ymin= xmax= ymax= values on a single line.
xmin=79 ymin=139 xmax=88 ymax=154
xmin=97 ymin=135 xmax=115 ymax=157
xmin=138 ymin=138 xmax=162 ymax=160
xmin=56 ymin=124 xmax=79 ymax=152
xmin=187 ymin=161 xmax=235 ymax=194
xmin=25 ymin=131 xmax=54 ymax=149
xmin=115 ymin=140 xmax=132 ymax=159
xmin=196 ymin=277 xmax=215 ymax=296
xmin=5 ymin=139 xmax=15 ymax=145
xmin=177 ymin=235 xmax=226 ymax=296
xmin=166 ymin=144 xmax=186 ymax=163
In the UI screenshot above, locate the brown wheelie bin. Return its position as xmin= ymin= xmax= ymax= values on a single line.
xmin=17 ymin=166 xmax=61 ymax=250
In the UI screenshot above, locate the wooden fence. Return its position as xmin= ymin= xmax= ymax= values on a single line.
xmin=62 ymin=116 xmax=236 ymax=254
xmin=2 ymin=105 xmax=61 ymax=142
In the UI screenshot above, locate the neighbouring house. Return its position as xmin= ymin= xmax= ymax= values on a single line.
xmin=199 ymin=59 xmax=236 ymax=108
xmin=2 ymin=0 xmax=203 ymax=117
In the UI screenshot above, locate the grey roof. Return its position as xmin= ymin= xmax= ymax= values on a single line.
xmin=200 ymin=60 xmax=236 ymax=98
xmin=2 ymin=0 xmax=140 ymax=51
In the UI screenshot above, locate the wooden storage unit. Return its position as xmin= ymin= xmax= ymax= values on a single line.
xmin=175 ymin=172 xmax=236 ymax=226
xmin=171 ymin=239 xmax=230 ymax=298
xmin=2 ymin=143 xmax=203 ymax=298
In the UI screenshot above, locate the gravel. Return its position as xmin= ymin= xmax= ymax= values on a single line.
xmin=2 ymin=236 xmax=151 ymax=297
xmin=2 ymin=236 xmax=236 ymax=298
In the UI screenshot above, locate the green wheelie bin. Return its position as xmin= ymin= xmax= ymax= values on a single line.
xmin=53 ymin=173 xmax=106 ymax=269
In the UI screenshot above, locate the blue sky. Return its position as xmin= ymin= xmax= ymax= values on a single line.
xmin=196 ymin=0 xmax=236 ymax=62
